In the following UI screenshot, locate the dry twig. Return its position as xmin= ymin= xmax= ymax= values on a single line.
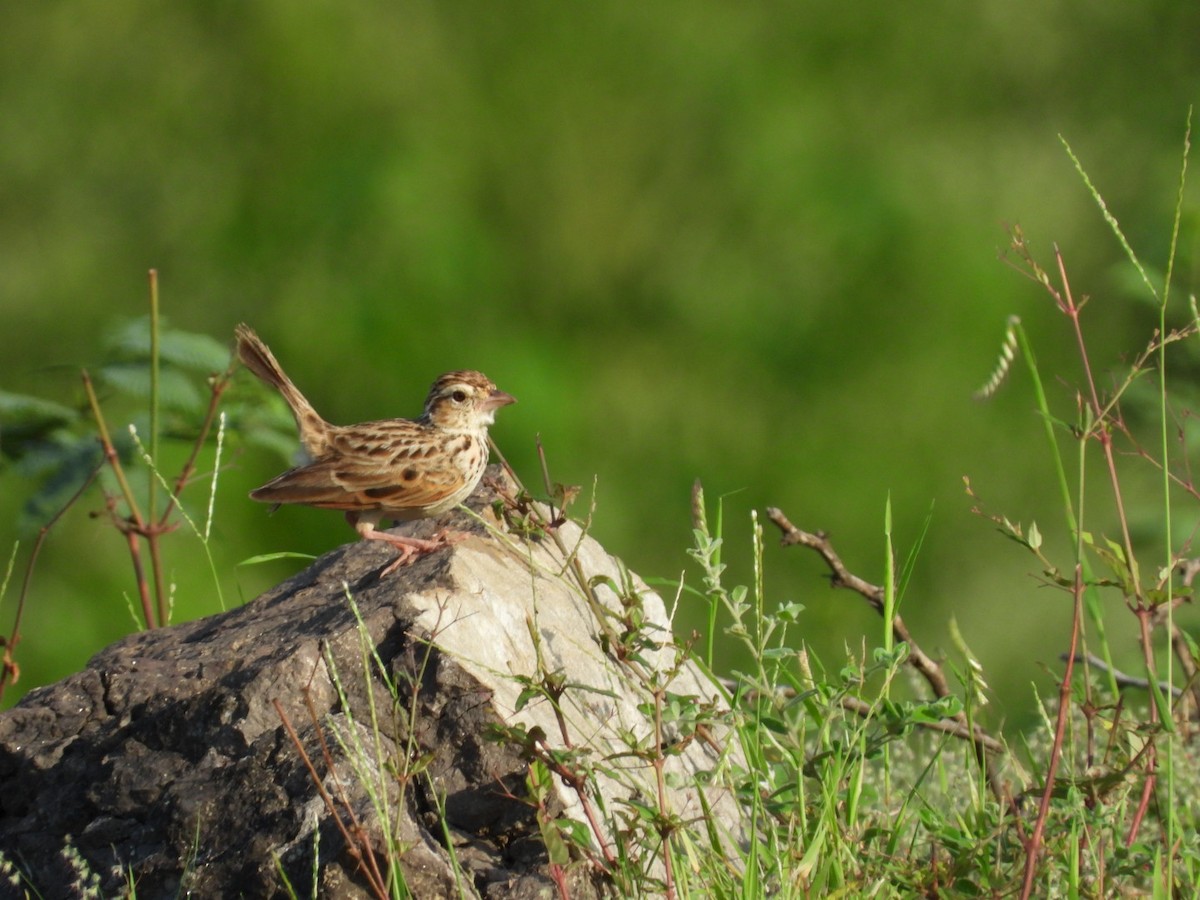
xmin=765 ymin=505 xmax=1011 ymax=804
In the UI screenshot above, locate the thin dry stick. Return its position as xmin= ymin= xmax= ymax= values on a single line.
xmin=837 ymin=695 xmax=1006 ymax=754
xmin=766 ymin=509 xmax=946 ymax=689
xmin=765 ymin=506 xmax=1009 ymax=803
xmin=1062 ymin=652 xmax=1186 ymax=699
xmin=273 ymin=697 xmax=390 ymax=898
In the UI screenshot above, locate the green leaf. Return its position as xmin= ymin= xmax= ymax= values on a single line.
xmin=775 ymin=601 xmax=806 ymax=622
xmin=1146 ymin=665 xmax=1175 ymax=734
xmin=156 ymin=330 xmax=234 ymax=372
xmin=556 ymin=816 xmax=592 ymax=850
xmin=105 ymin=317 xmax=232 ymax=372
xmin=237 ymin=552 xmax=319 ymax=565
xmin=756 ymin=715 xmax=789 ymax=734
xmin=97 ymin=362 xmax=204 ymax=413
xmin=0 ymin=391 xmax=81 ymax=464
xmin=0 ymin=390 xmax=78 ymax=426
xmin=1178 ymin=628 xmax=1200 ymax=663
xmin=13 ymin=436 xmax=104 ymax=534
xmin=761 ymin=646 xmax=798 ymax=661
xmin=515 ymin=686 xmax=541 ymax=712
xmin=1103 ymin=536 xmax=1126 ymax=564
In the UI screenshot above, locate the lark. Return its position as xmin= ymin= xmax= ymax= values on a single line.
xmin=235 ymin=324 xmax=515 ymax=575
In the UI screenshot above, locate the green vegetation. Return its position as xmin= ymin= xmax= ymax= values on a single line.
xmin=4 ymin=141 xmax=1200 ymax=891
xmin=1 ymin=1 xmax=1197 ymax=715
xmin=2 ymin=4 xmax=1200 ymax=893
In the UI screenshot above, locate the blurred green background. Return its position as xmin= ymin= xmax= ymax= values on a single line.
xmin=2 ymin=3 xmax=1199 ymax=727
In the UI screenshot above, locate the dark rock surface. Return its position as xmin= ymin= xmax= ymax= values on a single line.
xmin=0 ymin=476 xmax=744 ymax=898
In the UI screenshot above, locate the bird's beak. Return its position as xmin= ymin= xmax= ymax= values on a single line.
xmin=483 ymin=389 xmax=516 ymax=412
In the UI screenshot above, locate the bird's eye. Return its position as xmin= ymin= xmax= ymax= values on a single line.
xmin=451 ymin=389 xmax=468 ymax=403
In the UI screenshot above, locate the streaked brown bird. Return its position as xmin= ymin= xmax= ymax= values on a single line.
xmin=235 ymin=324 xmax=515 ymax=574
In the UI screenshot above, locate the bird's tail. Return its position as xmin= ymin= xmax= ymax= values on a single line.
xmin=235 ymin=323 xmax=330 ymax=457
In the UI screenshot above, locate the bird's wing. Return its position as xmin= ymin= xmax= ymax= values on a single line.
xmin=249 ymin=424 xmax=473 ymax=514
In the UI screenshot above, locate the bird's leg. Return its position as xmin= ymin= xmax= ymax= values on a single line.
xmin=349 ymin=513 xmax=461 ymax=576
xmin=379 ymin=515 xmax=471 ymax=553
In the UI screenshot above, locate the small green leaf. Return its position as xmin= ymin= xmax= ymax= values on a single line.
xmin=1146 ymin=667 xmax=1175 ymax=734
xmin=757 ymin=715 xmax=789 ymax=734
xmin=776 ymin=601 xmax=806 ymax=622
xmin=238 ymin=552 xmax=319 ymax=565
xmin=554 ymin=816 xmax=593 ymax=852
xmin=1103 ymin=536 xmax=1126 ymax=564
xmin=515 ymin=686 xmax=541 ymax=712
xmin=761 ymin=646 xmax=798 ymax=661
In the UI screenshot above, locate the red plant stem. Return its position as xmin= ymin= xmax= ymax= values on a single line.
xmin=129 ymin=542 xmax=154 ymax=627
xmin=0 ymin=459 xmax=105 ymax=703
xmin=114 ymin=508 xmax=158 ymax=628
xmin=83 ymin=357 xmax=237 ymax=628
xmin=548 ymin=862 xmax=570 ymax=900
xmin=535 ymin=733 xmax=617 ymax=869
xmin=148 ymin=538 xmax=168 ymax=627
xmin=1125 ymin=608 xmax=1159 ymax=847
xmin=84 ymin=369 xmax=158 ymax=627
xmin=1056 ymin=248 xmax=1142 ymax=607
xmin=146 ymin=369 xmax=236 ymax=624
xmin=158 ymin=363 xmax=236 ymax=526
xmin=1055 ymin=248 xmax=1161 ymax=849
xmin=542 ymin=682 xmax=617 ymax=867
xmin=1021 ymin=564 xmax=1084 ymax=900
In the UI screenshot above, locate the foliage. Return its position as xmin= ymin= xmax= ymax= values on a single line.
xmin=0 ymin=279 xmax=300 ymax=699
xmin=2 ymin=0 xmax=1199 ymax=714
xmin=1 ymin=27 xmax=1200 ymax=889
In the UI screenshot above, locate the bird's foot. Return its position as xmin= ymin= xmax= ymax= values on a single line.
xmin=370 ymin=529 xmax=468 ymax=577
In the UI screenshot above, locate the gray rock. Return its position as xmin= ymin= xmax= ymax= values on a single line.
xmin=0 ymin=472 xmax=746 ymax=898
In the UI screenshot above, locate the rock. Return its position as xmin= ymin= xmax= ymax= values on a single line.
xmin=0 ymin=470 xmax=746 ymax=898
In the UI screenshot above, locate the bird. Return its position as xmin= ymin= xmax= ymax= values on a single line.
xmin=234 ymin=324 xmax=515 ymax=575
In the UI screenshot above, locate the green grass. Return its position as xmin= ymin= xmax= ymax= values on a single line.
xmin=4 ymin=125 xmax=1200 ymax=897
